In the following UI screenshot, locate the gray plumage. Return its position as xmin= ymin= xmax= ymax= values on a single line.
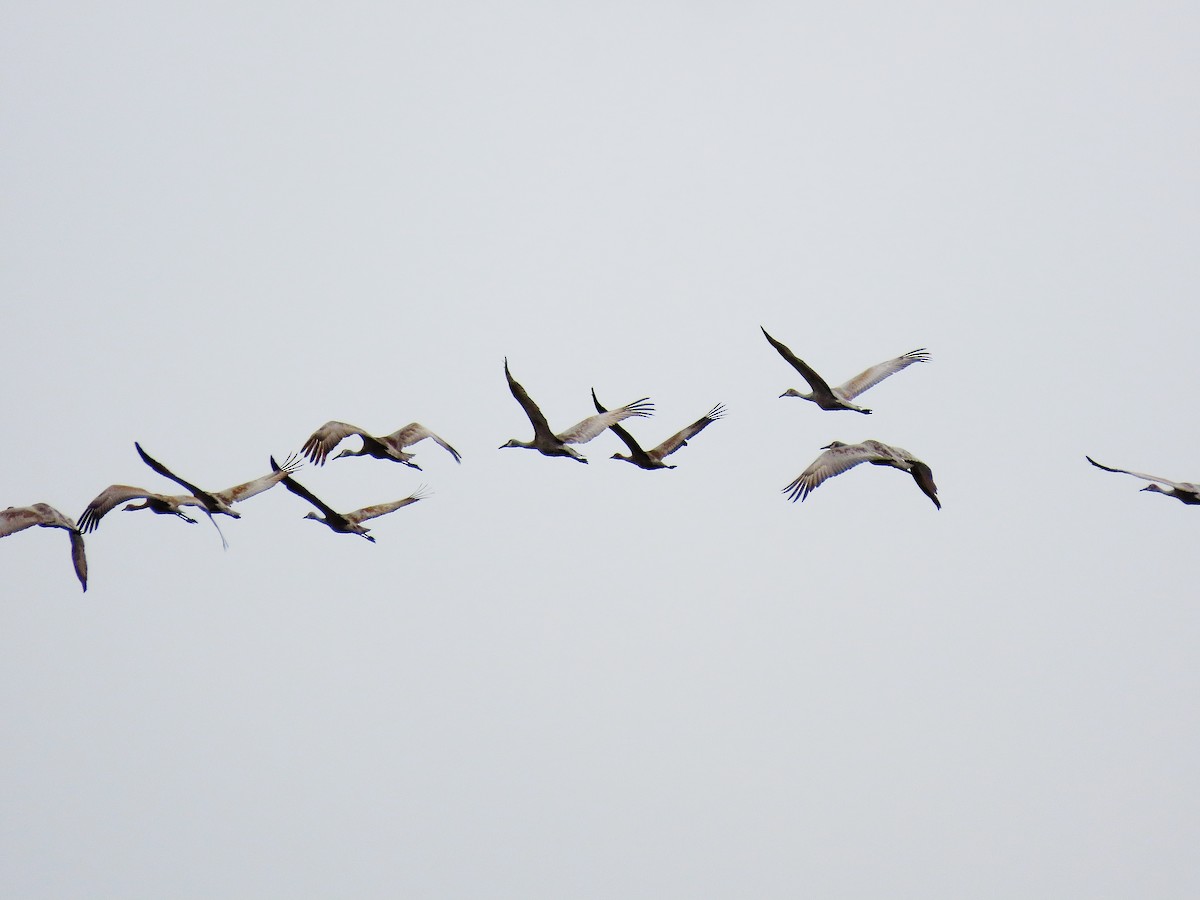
xmin=762 ymin=327 xmax=929 ymax=414
xmin=500 ymin=358 xmax=653 ymax=463
xmin=80 ymin=449 xmax=303 ymax=548
xmin=270 ymin=455 xmax=428 ymax=542
xmin=301 ymin=421 xmax=461 ymax=469
xmin=1086 ymin=456 xmax=1200 ymax=506
xmin=783 ymin=440 xmax=940 ymax=509
xmin=0 ymin=503 xmax=88 ymax=591
xmin=592 ymin=389 xmax=723 ymax=470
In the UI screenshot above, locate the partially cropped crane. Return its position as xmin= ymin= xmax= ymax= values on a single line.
xmin=1086 ymin=456 xmax=1200 ymax=506
xmin=0 ymin=503 xmax=88 ymax=591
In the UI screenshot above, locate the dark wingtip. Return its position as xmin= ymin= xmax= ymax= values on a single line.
xmin=781 ymin=480 xmax=806 ymax=503
xmin=911 ymin=462 xmax=940 ymax=510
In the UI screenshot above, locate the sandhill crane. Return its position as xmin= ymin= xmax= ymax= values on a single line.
xmin=300 ymin=421 xmax=461 ymax=469
xmin=591 ymin=389 xmax=724 ymax=470
xmin=79 ymin=450 xmax=302 ymax=542
xmin=134 ymin=443 xmax=302 ymax=519
xmin=79 ymin=486 xmax=200 ymax=533
xmin=269 ymin=456 xmax=428 ymax=541
xmin=783 ymin=440 xmax=940 ymax=509
xmin=761 ymin=327 xmax=929 ymax=414
xmin=500 ymin=358 xmax=653 ymax=463
xmin=1085 ymin=456 xmax=1200 ymax=506
xmin=0 ymin=503 xmax=88 ymax=592
xmin=134 ymin=445 xmax=304 ymax=547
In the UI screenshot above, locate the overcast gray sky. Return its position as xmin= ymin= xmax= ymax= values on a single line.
xmin=4 ymin=2 xmax=1200 ymax=897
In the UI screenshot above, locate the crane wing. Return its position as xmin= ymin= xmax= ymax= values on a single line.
xmin=504 ymin=358 xmax=557 ymax=442
xmin=135 ymin=443 xmax=221 ymax=508
xmin=389 ymin=423 xmax=462 ymax=463
xmin=761 ymin=327 xmax=834 ymax=396
xmin=344 ymin=486 xmax=430 ymax=525
xmin=558 ymin=397 xmax=653 ymax=445
xmin=591 ymin=389 xmax=649 ymax=461
xmin=0 ymin=506 xmax=42 ymax=537
xmin=782 ymin=444 xmax=874 ymax=502
xmin=836 ymin=349 xmax=930 ymax=400
xmin=1 ymin=505 xmax=88 ymax=590
xmin=29 ymin=504 xmax=78 ymax=531
xmin=301 ymin=421 xmax=371 ymax=466
xmin=270 ymin=456 xmax=345 ymax=522
xmin=78 ymin=485 xmax=173 ymax=533
xmin=68 ymin=529 xmax=88 ymax=592
xmin=651 ymin=403 xmax=725 ymax=460
xmin=1085 ymin=456 xmax=1196 ymax=490
xmin=909 ymin=461 xmax=941 ymax=509
xmin=216 ymin=454 xmax=302 ymax=504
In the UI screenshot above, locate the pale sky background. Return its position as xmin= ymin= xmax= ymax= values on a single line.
xmin=3 ymin=2 xmax=1199 ymax=897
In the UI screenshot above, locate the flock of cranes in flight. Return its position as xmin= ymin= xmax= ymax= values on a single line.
xmin=4 ymin=328 xmax=1196 ymax=593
